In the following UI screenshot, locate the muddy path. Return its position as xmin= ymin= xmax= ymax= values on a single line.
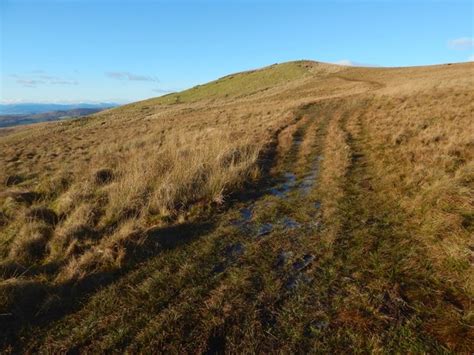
xmin=18 ymin=103 xmax=332 ymax=352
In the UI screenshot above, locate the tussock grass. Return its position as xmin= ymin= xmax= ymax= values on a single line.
xmin=8 ymin=221 xmax=52 ymax=264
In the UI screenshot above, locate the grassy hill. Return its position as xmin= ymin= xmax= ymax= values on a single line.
xmin=0 ymin=60 xmax=473 ymax=352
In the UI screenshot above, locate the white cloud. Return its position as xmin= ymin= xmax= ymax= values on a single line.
xmin=106 ymin=71 xmax=159 ymax=82
xmin=12 ymin=72 xmax=79 ymax=88
xmin=333 ymin=59 xmax=380 ymax=67
xmin=448 ymin=37 xmax=474 ymax=50
xmin=334 ymin=59 xmax=354 ymax=66
xmin=468 ymin=54 xmax=474 ymax=62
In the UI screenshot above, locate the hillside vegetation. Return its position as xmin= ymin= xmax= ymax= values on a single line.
xmin=0 ymin=60 xmax=473 ymax=352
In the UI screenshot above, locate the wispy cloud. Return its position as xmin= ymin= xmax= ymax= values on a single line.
xmin=152 ymin=88 xmax=176 ymax=94
xmin=105 ymin=71 xmax=159 ymax=82
xmin=448 ymin=37 xmax=474 ymax=50
xmin=12 ymin=72 xmax=78 ymax=88
xmin=16 ymin=79 xmax=46 ymax=88
xmin=50 ymin=79 xmax=78 ymax=85
xmin=333 ymin=59 xmax=380 ymax=67
xmin=468 ymin=55 xmax=474 ymax=62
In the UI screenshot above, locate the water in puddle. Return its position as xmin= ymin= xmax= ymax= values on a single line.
xmin=225 ymin=242 xmax=246 ymax=259
xmin=292 ymin=254 xmax=315 ymax=271
xmin=300 ymin=155 xmax=322 ymax=195
xmin=211 ymin=263 xmax=226 ymax=274
xmin=256 ymin=223 xmax=273 ymax=238
xmin=282 ymin=217 xmax=301 ymax=230
xmin=239 ymin=207 xmax=253 ymax=222
xmin=231 ymin=206 xmax=254 ymax=233
xmin=269 ymin=172 xmax=297 ymax=197
xmin=231 ymin=206 xmax=274 ymax=238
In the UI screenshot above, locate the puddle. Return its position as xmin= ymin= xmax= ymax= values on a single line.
xmin=211 ymin=263 xmax=226 ymax=274
xmin=256 ymin=223 xmax=273 ymax=238
xmin=231 ymin=207 xmax=253 ymax=226
xmin=281 ymin=217 xmax=301 ymax=230
xmin=230 ymin=206 xmax=256 ymax=235
xmin=231 ymin=206 xmax=274 ymax=238
xmin=225 ymin=242 xmax=245 ymax=259
xmin=292 ymin=254 xmax=315 ymax=271
xmin=299 ymin=155 xmax=322 ymax=195
xmin=269 ymin=172 xmax=296 ymax=197
xmin=239 ymin=207 xmax=253 ymax=222
xmin=284 ymin=276 xmax=299 ymax=290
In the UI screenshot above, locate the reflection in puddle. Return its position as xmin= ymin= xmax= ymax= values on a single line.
xmin=256 ymin=223 xmax=273 ymax=238
xmin=282 ymin=217 xmax=301 ymax=230
xmin=269 ymin=172 xmax=296 ymax=197
xmin=239 ymin=207 xmax=253 ymax=222
xmin=231 ymin=206 xmax=254 ymax=233
xmin=230 ymin=154 xmax=323 ymax=239
xmin=292 ymin=254 xmax=315 ymax=271
xmin=225 ymin=242 xmax=245 ymax=259
xmin=300 ymin=155 xmax=322 ymax=195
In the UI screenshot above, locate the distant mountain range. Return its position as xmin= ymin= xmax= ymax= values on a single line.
xmin=0 ymin=103 xmax=118 ymax=128
xmin=0 ymin=102 xmax=117 ymax=115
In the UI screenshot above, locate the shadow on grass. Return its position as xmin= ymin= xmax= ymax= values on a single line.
xmin=0 ymin=220 xmax=214 ymax=350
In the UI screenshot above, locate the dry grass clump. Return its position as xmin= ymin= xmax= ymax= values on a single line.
xmin=25 ymin=206 xmax=58 ymax=225
xmin=49 ymin=202 xmax=100 ymax=259
xmin=8 ymin=222 xmax=52 ymax=264
xmin=57 ymin=220 xmax=144 ymax=282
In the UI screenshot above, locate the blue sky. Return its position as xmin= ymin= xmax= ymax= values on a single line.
xmin=1 ymin=0 xmax=473 ymax=104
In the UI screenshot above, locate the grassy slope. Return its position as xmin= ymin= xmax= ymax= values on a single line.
xmin=0 ymin=61 xmax=473 ymax=352
xmin=148 ymin=61 xmax=311 ymax=104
